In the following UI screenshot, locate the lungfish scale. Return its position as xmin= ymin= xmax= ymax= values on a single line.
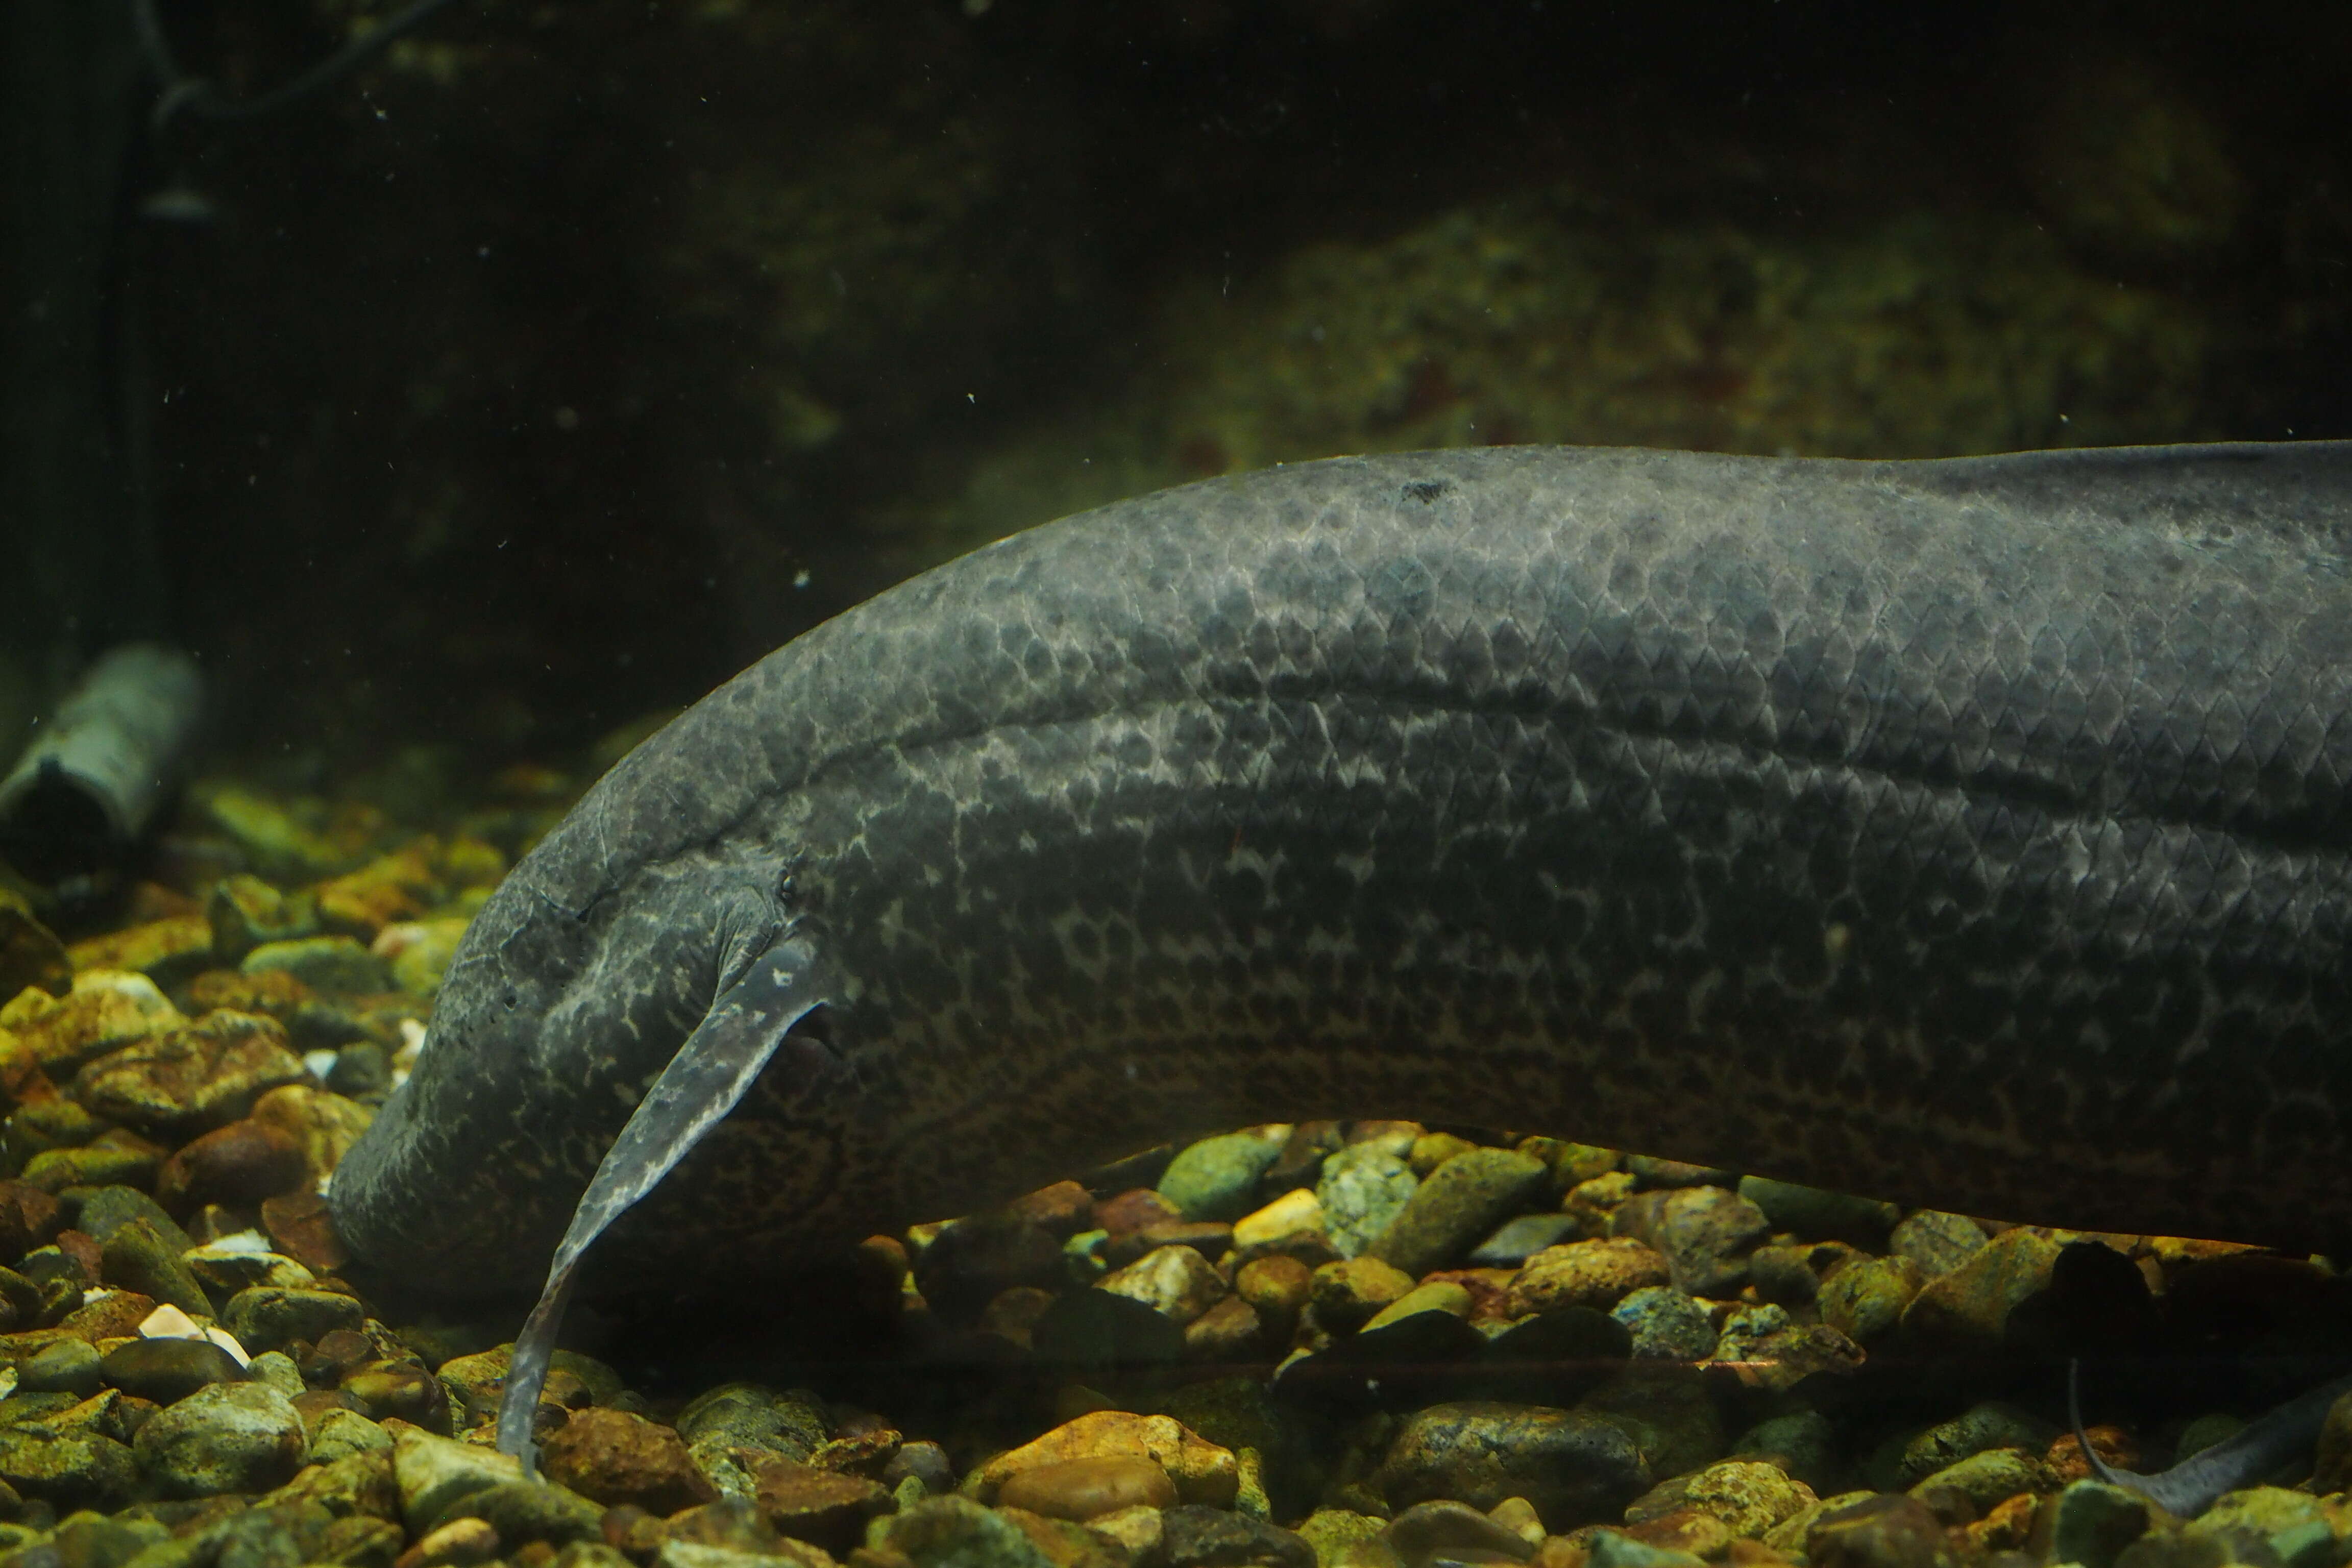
xmin=329 ymin=441 xmax=2352 ymax=1301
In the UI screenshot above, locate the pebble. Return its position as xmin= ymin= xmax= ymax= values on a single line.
xmin=1804 ymin=1493 xmax=1955 ymax=1568
xmin=1488 ymin=1496 xmax=1546 ymax=1547
xmin=274 ymin=1437 xmax=401 ymax=1517
xmin=20 ymin=1337 xmax=104 ymax=1396
xmin=1159 ymin=1504 xmax=1315 ymax=1568
xmin=1371 ymin=1149 xmax=1549 ymax=1278
xmin=131 ymin=1381 xmax=306 ymax=1497
xmin=1105 ymin=1219 xmax=1235 ymax=1268
xmin=870 ymin=1496 xmax=1056 ymax=1568
xmin=1184 ymin=1294 xmax=1267 ymax=1358
xmin=1159 ymin=1130 xmax=1287 ymax=1221
xmin=21 ymin=1132 xmax=166 ymax=1194
xmin=207 ymin=874 xmax=323 ymax=962
xmin=0 ymin=1427 xmax=140 ymax=1509
xmin=1889 ymin=1212 xmax=1989 ymax=1277
xmin=994 ymin=1456 xmax=1177 ymax=1520
xmin=1296 ymin=1509 xmax=1387 ymax=1567
xmin=1737 ymin=1177 xmax=1901 ymax=1246
xmin=241 ymin=935 xmax=394 ymax=995
xmin=1362 ymin=1280 xmax=1473 ymax=1332
xmin=1093 ymin=1188 xmax=1183 ymax=1236
xmin=1409 ymin=1131 xmax=1480 ymax=1175
xmin=2194 ymin=1487 xmax=2336 ymax=1566
xmin=673 ymin=1383 xmax=831 ymax=1477
xmin=1506 ymin=1237 xmax=1674 ymax=1314
xmin=1570 ymin=1168 xmax=1639 ymax=1234
xmin=59 ymin=1287 xmax=160 ymax=1340
xmin=1424 ymin=1266 xmax=1518 ymax=1330
xmin=1232 ymin=1188 xmax=1328 ymax=1256
xmin=1906 ymin=1448 xmax=2047 ymax=1511
xmin=98 ymin=1336 xmax=249 ymax=1404
xmin=1818 ymin=1255 xmax=1923 ymax=1345
xmin=223 ymin=1284 xmax=366 ymax=1352
xmin=345 ymin=1359 xmax=451 ymax=1429
xmin=152 ymin=1116 xmax=309 ymax=1214
xmin=1892 ymin=1404 xmax=2055 ymax=1489
xmin=1235 ymin=1254 xmax=1313 ymax=1337
xmin=97 ymin=1217 xmax=212 ymax=1317
xmin=1374 ymin=1401 xmax=1651 ymax=1529
xmin=1467 ymin=1212 xmax=1580 ymax=1267
xmin=1309 ymin=1255 xmax=1417 ymax=1330
xmin=398 ymin=1515 xmax=501 ymax=1568
xmin=382 ymin=917 xmax=471 ymax=997
xmin=248 ymin=1082 xmax=379 ymax=1188
xmin=1747 ymin=1243 xmax=1824 ymax=1306
xmin=541 ymin=1407 xmax=714 ymax=1514
xmin=1315 ymin=1142 xmax=1418 ymax=1259
xmin=1345 ymin=1121 xmax=1423 ymax=1157
xmin=1265 ymin=1121 xmax=1345 ymax=1192
xmin=0 ymin=1179 xmax=65 ymax=1256
xmin=5 ymin=1089 xmax=106 ymax=1166
xmin=0 ymin=1266 xmax=39 ymax=1334
xmin=0 ymin=971 xmax=185 ymax=1073
xmin=1586 ymin=1531 xmax=1707 ymax=1568
xmin=1609 ymin=1186 xmax=1772 ymax=1295
xmin=1610 ymin=1284 xmax=1719 ymax=1360
xmin=1710 ymin=1306 xmax=1864 ymax=1394
xmin=1509 ymin=1137 xmax=1614 ymax=1189
xmin=660 ymin=1496 xmax=790 ymax=1559
xmin=437 ymin=1344 xmax=626 ymax=1431
xmin=70 ymin=1189 xmax=192 ymax=1251
xmin=260 ymin=1188 xmax=350 ymax=1272
xmin=972 ymin=1411 xmax=1238 ymax=1508
xmin=67 ymin=915 xmax=214 ymax=987
xmin=183 ymin=1234 xmax=317 ymax=1294
xmin=1097 ymin=1243 xmax=1229 ymax=1324
xmin=393 ymin=1425 xmax=526 ymax=1533
xmin=1381 ymin=1499 xmax=1536 ymax=1566
xmin=317 ymin=846 xmax=440 ymax=935
xmin=311 ymin=1405 xmax=397 ymax=1465
xmin=2046 ymin=1479 xmax=2150 ymax=1568
xmin=1627 ymin=1156 xmax=1736 ymax=1188
xmin=883 ymin=1439 xmax=955 ymax=1497
xmin=1088 ymin=1503 xmax=1166 ymax=1559
xmin=328 ymin=1041 xmax=395 ymax=1096
xmin=738 ymin=1453 xmax=893 ymax=1552
xmin=1625 ymin=1458 xmax=1817 ymax=1539
xmin=74 ymin=1010 xmax=310 ymax=1135
xmin=1898 ymin=1230 xmax=2061 ymax=1342
xmin=41 ymin=1517 xmax=169 ymax=1568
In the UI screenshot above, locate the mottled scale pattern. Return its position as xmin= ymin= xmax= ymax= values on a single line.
xmin=330 ymin=443 xmax=2352 ymax=1300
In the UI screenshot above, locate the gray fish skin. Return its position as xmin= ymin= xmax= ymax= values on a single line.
xmin=329 ymin=442 xmax=2352 ymax=1301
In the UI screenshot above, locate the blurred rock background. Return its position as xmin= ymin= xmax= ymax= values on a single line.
xmin=131 ymin=0 xmax=2352 ymax=770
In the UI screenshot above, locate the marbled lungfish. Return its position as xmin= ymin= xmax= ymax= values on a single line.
xmin=328 ymin=442 xmax=2352 ymax=1493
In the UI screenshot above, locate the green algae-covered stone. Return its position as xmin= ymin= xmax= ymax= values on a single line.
xmin=132 ymin=1382 xmax=307 ymax=1498
xmin=1370 ymin=1148 xmax=1548 ymax=1278
xmin=1159 ymin=1131 xmax=1285 ymax=1222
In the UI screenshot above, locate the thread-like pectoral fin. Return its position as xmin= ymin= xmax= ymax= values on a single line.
xmin=2069 ymin=1359 xmax=2352 ymax=1517
xmin=497 ymin=939 xmax=832 ymax=1474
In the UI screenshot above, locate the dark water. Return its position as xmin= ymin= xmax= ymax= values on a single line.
xmin=4 ymin=0 xmax=2352 ymax=1555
